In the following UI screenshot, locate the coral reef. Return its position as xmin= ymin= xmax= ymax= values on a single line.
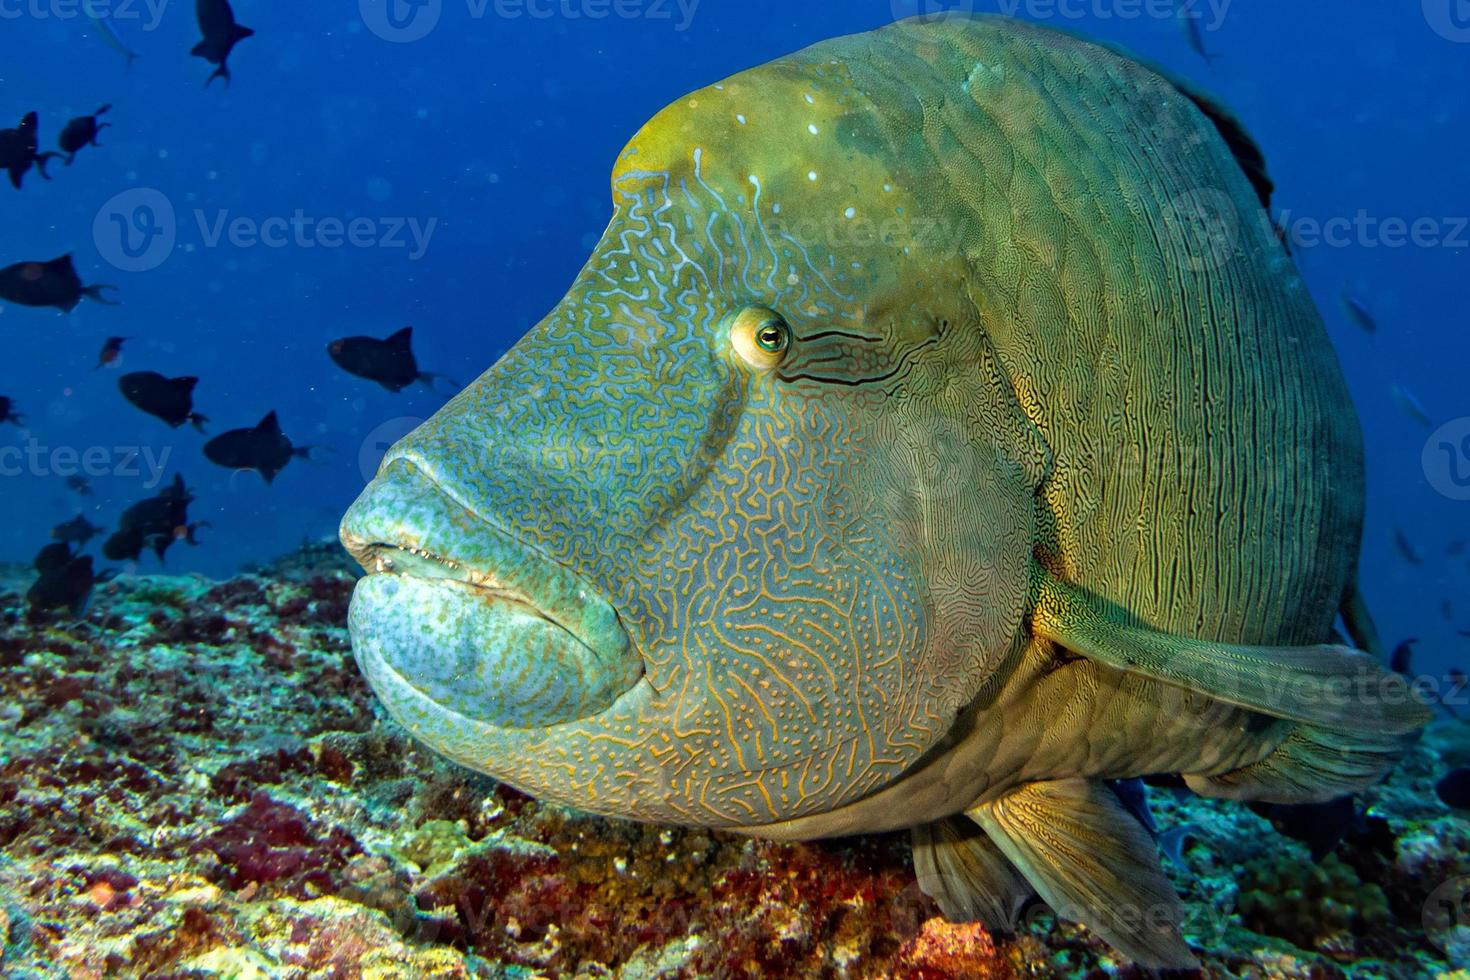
xmin=0 ymin=540 xmax=1467 ymax=978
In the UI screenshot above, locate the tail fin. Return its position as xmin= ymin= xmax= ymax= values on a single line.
xmin=416 ymin=371 xmax=462 ymax=396
xmin=189 ymin=413 xmax=209 ymax=433
xmin=82 ymin=283 xmax=120 ymax=306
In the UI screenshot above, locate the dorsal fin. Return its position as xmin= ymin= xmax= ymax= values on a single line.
xmin=255 ymin=410 xmax=281 ymax=434
xmin=1174 ymin=84 xmax=1274 ymax=210
xmin=1060 ymin=31 xmax=1276 ymax=211
xmin=386 ymin=326 xmax=413 ymax=348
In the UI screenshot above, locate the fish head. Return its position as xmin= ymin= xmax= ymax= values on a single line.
xmin=341 ymin=54 xmax=1050 ymax=827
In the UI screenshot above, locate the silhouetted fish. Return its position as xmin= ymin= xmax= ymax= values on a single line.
xmin=1450 ymin=540 xmax=1467 ymax=557
xmin=1340 ymin=293 xmax=1378 ymax=335
xmin=52 ymin=514 xmax=103 ymax=546
xmin=103 ymin=474 xmax=205 ymax=563
xmin=1389 ymin=638 xmax=1417 ymax=675
xmin=327 ymin=327 xmax=455 ymax=392
xmin=1177 ymin=8 xmax=1219 ymax=66
xmin=1393 ymin=527 xmax=1424 ymax=566
xmin=58 ymin=105 xmax=111 ymax=165
xmin=1248 ymin=796 xmax=1358 ymax=861
xmin=1437 ymin=769 xmax=1470 ymax=811
xmin=119 ymin=371 xmax=208 ymax=431
xmin=27 ymin=544 xmax=114 ymax=616
xmin=193 ymin=0 xmax=254 ymax=87
xmin=0 ymin=396 xmax=22 ymax=426
xmin=1106 ymin=778 xmax=1199 ymax=871
xmin=96 ymin=336 xmax=128 ymax=369
xmin=0 ymin=255 xmax=118 ymax=313
xmin=1391 ymin=384 xmax=1433 ymax=428
xmin=0 ymin=112 xmax=59 ymax=189
xmin=203 ymin=411 xmax=311 ymax=483
xmin=87 ymin=11 xmax=139 ymax=67
xmin=66 ymin=475 xmax=93 ymax=496
xmin=34 ymin=541 xmax=74 ymax=573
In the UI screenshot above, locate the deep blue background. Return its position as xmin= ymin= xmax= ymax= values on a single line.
xmin=1 ymin=1 xmax=1466 ymax=668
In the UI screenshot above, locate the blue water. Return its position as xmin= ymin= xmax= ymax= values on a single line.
xmin=1 ymin=2 xmax=1466 ymax=668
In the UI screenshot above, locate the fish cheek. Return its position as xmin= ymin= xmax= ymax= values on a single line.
xmin=833 ymin=328 xmax=1050 ymax=720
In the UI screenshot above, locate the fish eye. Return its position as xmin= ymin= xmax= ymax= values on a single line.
xmin=730 ymin=307 xmax=791 ymax=369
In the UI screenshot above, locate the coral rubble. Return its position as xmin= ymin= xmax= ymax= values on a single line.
xmin=0 ymin=541 xmax=1466 ymax=978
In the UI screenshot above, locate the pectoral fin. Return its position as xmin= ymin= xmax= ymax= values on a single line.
xmin=911 ymin=815 xmax=1033 ymax=932
xmin=969 ymin=778 xmax=1199 ymax=969
xmin=1031 ymin=568 xmax=1431 ymax=735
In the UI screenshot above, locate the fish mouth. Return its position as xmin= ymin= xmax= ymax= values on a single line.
xmin=341 ymin=458 xmax=643 ymax=730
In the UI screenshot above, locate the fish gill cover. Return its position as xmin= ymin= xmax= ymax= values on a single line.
xmin=0 ymin=2 xmax=1468 ymax=978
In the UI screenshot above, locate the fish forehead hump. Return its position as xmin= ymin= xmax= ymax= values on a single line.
xmin=640 ymin=13 xmax=1363 ymax=651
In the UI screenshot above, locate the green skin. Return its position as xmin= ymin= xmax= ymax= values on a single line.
xmin=346 ymin=16 xmax=1379 ymax=872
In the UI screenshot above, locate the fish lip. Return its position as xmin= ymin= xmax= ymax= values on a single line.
xmin=340 ymin=458 xmax=633 ymax=668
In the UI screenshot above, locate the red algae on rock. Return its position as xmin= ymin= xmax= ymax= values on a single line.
xmin=0 ymin=540 xmax=1466 ymax=978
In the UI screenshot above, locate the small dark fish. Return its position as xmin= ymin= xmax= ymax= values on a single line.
xmin=87 ymin=11 xmax=140 ymax=67
xmin=1389 ymin=638 xmax=1417 ymax=675
xmin=58 ymin=105 xmax=111 ymax=165
xmin=1248 ymin=796 xmax=1358 ymax=862
xmin=203 ymin=411 xmax=311 ymax=484
xmin=119 ymin=371 xmax=208 ymax=431
xmin=1107 ymin=778 xmax=1200 ymax=872
xmin=66 ymin=475 xmax=93 ymax=496
xmin=0 ymin=395 xmax=23 ymax=426
xmin=96 ymin=336 xmax=129 ymax=369
xmin=1339 ymin=293 xmax=1378 ymax=335
xmin=1450 ymin=540 xmax=1467 ymax=557
xmin=34 ymin=540 xmax=76 ymax=573
xmin=1176 ymin=8 xmax=1219 ymax=66
xmin=0 ymin=112 xmax=60 ymax=189
xmin=1391 ymin=384 xmax=1433 ymax=428
xmin=327 ymin=327 xmax=455 ymax=393
xmin=28 ymin=547 xmax=114 ymax=617
xmin=0 ymin=255 xmax=118 ymax=313
xmin=1393 ymin=527 xmax=1424 ymax=566
xmin=103 ymin=474 xmax=205 ymax=563
xmin=1436 ymin=769 xmax=1470 ymax=811
xmin=193 ymin=0 xmax=254 ymax=87
xmin=52 ymin=514 xmax=103 ymax=546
